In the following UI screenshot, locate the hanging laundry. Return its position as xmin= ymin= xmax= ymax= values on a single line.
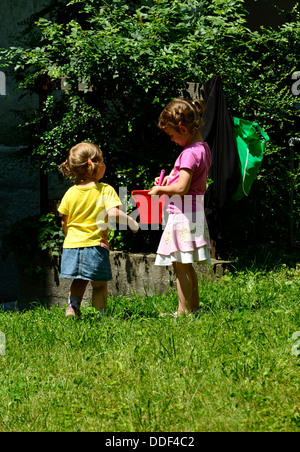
xmin=200 ymin=75 xmax=240 ymax=244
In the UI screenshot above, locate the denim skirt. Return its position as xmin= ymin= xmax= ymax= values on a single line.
xmin=60 ymin=246 xmax=112 ymax=282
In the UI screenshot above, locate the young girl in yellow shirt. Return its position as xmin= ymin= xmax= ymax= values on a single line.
xmin=59 ymin=142 xmax=138 ymax=319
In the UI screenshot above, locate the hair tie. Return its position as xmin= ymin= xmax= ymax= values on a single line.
xmin=87 ymin=159 xmax=92 ymax=165
xmin=192 ymin=100 xmax=204 ymax=115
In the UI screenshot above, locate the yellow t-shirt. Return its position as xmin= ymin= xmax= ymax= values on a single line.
xmin=58 ymin=183 xmax=122 ymax=249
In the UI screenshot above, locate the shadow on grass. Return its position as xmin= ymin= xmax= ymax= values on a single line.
xmin=219 ymin=240 xmax=300 ymax=273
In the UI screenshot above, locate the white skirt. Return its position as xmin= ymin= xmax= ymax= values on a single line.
xmin=155 ymin=246 xmax=211 ymax=266
xmin=154 ymin=197 xmax=211 ymax=267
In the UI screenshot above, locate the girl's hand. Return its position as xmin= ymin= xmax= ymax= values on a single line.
xmin=148 ymin=186 xmax=162 ymax=196
xmin=154 ymin=175 xmax=168 ymax=186
xmin=129 ymin=218 xmax=139 ymax=233
xmin=107 ymin=206 xmax=139 ymax=233
xmin=61 ymin=214 xmax=69 ymax=236
xmin=150 ymin=169 xmax=193 ymax=197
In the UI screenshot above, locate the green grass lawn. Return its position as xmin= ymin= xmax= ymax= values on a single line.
xmin=0 ymin=266 xmax=299 ymax=432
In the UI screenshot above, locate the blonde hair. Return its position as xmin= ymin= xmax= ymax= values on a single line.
xmin=158 ymin=98 xmax=205 ymax=135
xmin=60 ymin=142 xmax=104 ymax=182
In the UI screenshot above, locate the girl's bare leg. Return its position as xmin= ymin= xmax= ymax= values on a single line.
xmin=66 ymin=279 xmax=89 ymax=318
xmin=91 ymin=281 xmax=107 ymax=311
xmin=69 ymin=279 xmax=89 ymax=303
xmin=173 ymin=262 xmax=199 ymax=314
xmin=190 ymin=264 xmax=200 ymax=311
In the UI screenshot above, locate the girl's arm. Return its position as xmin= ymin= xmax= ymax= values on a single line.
xmin=107 ymin=206 xmax=139 ymax=232
xmin=149 ymin=169 xmax=193 ymax=197
xmin=61 ymin=214 xmax=69 ymax=235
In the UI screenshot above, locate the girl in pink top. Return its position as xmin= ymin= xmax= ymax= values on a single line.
xmin=149 ymin=98 xmax=211 ymax=317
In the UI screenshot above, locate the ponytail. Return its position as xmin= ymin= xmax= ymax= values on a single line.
xmin=60 ymin=142 xmax=103 ymax=182
xmin=192 ymin=99 xmax=205 ymax=116
xmin=60 ymin=159 xmax=73 ymax=178
xmin=158 ymin=98 xmax=205 ymax=134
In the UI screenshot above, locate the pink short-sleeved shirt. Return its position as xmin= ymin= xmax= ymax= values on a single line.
xmin=166 ymin=142 xmax=211 ymax=214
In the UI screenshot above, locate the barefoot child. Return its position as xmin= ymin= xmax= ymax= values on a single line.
xmin=148 ymin=98 xmax=211 ymax=316
xmin=59 ymin=142 xmax=138 ymax=319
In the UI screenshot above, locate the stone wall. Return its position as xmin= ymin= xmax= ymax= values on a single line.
xmin=0 ymin=0 xmax=68 ymax=301
xmin=2 ymin=252 xmax=228 ymax=310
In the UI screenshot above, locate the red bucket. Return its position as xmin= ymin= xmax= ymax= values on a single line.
xmin=132 ymin=190 xmax=164 ymax=224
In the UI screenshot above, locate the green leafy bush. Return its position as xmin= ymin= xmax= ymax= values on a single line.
xmin=0 ymin=0 xmax=299 ymax=250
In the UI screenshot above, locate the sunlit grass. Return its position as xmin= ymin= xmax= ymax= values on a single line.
xmin=0 ymin=266 xmax=299 ymax=432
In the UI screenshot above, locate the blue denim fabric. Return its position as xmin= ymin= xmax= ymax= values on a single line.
xmin=60 ymin=246 xmax=112 ymax=281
